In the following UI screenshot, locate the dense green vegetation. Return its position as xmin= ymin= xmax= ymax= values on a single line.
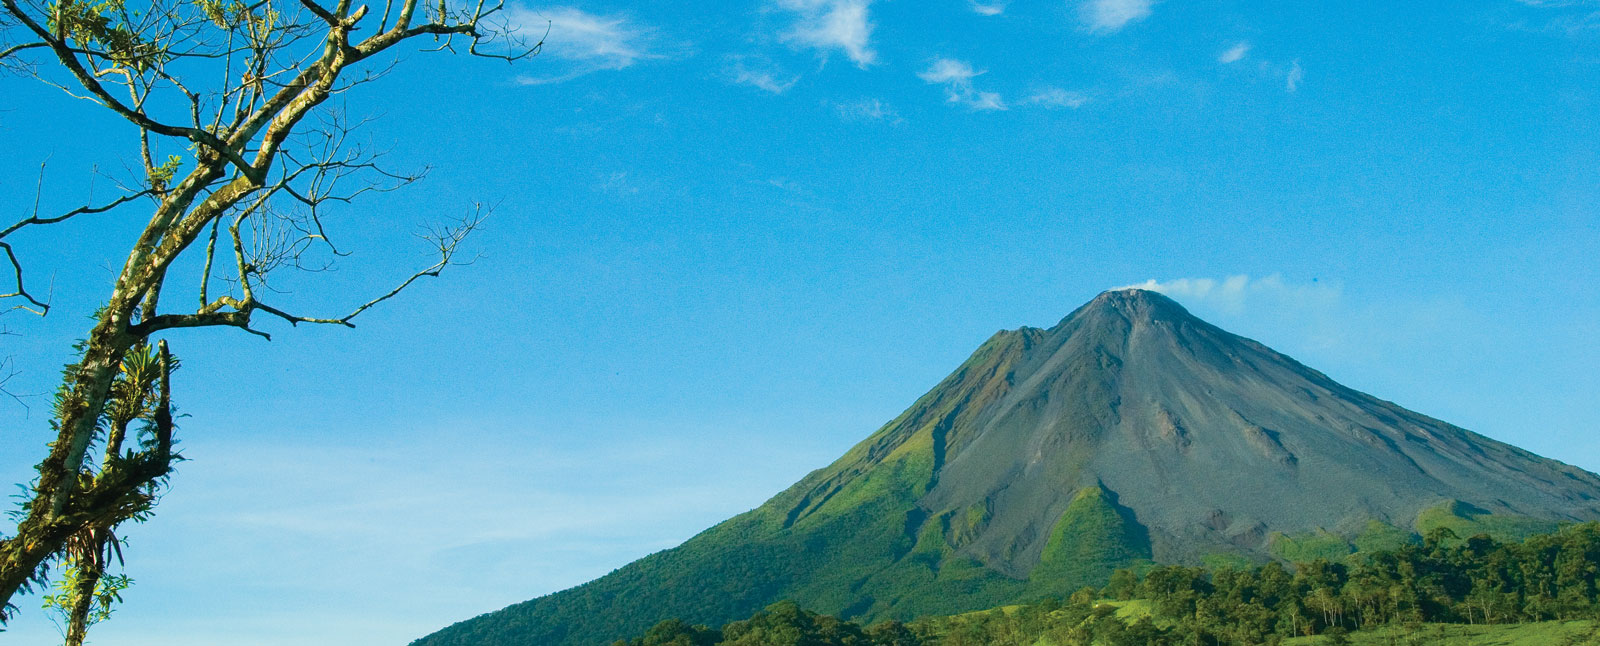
xmin=613 ymin=523 xmax=1600 ymax=646
xmin=1028 ymin=487 xmax=1153 ymax=597
xmin=1415 ymin=501 xmax=1561 ymax=544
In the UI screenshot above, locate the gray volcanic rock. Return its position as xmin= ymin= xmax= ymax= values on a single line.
xmin=920 ymin=288 xmax=1600 ymax=571
xmin=414 ymin=289 xmax=1600 ymax=646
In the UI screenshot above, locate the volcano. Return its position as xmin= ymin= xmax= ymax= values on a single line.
xmin=414 ymin=289 xmax=1600 ymax=646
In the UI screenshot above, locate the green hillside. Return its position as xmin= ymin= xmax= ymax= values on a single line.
xmin=414 ymin=291 xmax=1600 ymax=646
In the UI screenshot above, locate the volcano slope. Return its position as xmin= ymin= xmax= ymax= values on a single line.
xmin=413 ymin=289 xmax=1600 ymax=646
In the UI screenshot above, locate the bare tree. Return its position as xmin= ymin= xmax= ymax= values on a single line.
xmin=0 ymin=0 xmax=537 ymax=635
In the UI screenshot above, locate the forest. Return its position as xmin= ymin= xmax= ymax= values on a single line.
xmin=612 ymin=522 xmax=1600 ymax=646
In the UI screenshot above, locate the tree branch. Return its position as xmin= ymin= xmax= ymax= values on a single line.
xmin=0 ymin=164 xmax=157 ymax=315
xmin=0 ymin=40 xmax=46 ymax=61
xmin=0 ymin=242 xmax=49 ymax=314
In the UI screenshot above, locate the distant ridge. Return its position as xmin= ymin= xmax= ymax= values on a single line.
xmin=414 ymin=289 xmax=1600 ymax=646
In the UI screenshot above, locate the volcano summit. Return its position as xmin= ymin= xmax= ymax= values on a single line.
xmin=415 ymin=289 xmax=1600 ymax=646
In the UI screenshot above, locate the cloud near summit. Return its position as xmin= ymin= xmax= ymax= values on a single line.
xmin=1121 ymin=275 xmax=1341 ymax=319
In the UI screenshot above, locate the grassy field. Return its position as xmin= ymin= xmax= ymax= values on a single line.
xmin=1283 ymin=621 xmax=1599 ymax=645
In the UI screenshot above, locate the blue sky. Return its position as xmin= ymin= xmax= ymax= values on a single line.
xmin=2 ymin=0 xmax=1598 ymax=643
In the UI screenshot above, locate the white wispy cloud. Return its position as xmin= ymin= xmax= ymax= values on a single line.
xmin=726 ymin=57 xmax=801 ymax=94
xmin=969 ymin=0 xmax=1007 ymax=15
xmin=918 ymin=58 xmax=1006 ymax=111
xmin=832 ymin=97 xmax=901 ymax=122
xmin=918 ymin=58 xmax=979 ymax=84
xmin=1119 ymin=275 xmax=1348 ymax=353
xmin=1286 ymin=60 xmax=1304 ymax=92
xmin=1023 ymin=87 xmax=1089 ymax=109
xmin=1121 ymin=275 xmax=1340 ymax=317
xmin=1081 ymin=0 xmax=1153 ymax=33
xmin=507 ymin=6 xmax=657 ymax=84
xmin=1113 ymin=275 xmax=1516 ymax=390
xmin=1219 ymin=41 xmax=1250 ymax=64
xmin=777 ymin=0 xmax=878 ymax=68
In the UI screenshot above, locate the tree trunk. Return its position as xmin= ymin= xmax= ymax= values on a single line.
xmin=0 ymin=306 xmax=136 ymax=614
xmin=64 ymin=562 xmax=103 ymax=646
xmin=39 ymin=309 xmax=136 ymax=516
xmin=0 ymin=515 xmax=80 ymax=612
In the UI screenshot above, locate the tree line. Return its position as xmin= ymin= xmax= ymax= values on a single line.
xmin=613 ymin=522 xmax=1600 ymax=646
